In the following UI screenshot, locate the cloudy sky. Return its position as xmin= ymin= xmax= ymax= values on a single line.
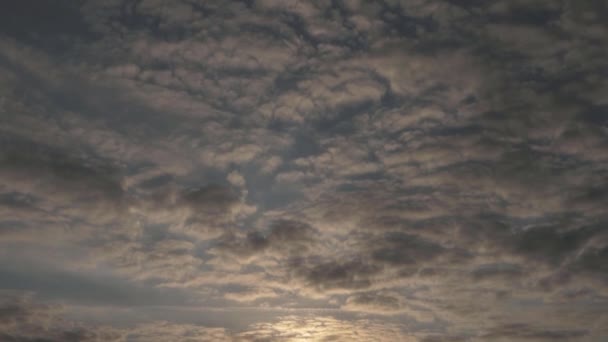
xmin=1 ymin=0 xmax=607 ymax=341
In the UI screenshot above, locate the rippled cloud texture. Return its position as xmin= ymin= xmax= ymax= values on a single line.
xmin=1 ymin=0 xmax=608 ymax=341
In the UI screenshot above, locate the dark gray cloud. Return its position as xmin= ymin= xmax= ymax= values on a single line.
xmin=0 ymin=136 xmax=124 ymax=203
xmin=369 ymin=232 xmax=447 ymax=266
xmin=291 ymin=257 xmax=382 ymax=292
xmin=470 ymin=263 xmax=523 ymax=281
xmin=0 ymin=0 xmax=97 ymax=53
xmin=481 ymin=323 xmax=588 ymax=341
xmin=215 ymin=219 xmax=317 ymax=259
xmin=1 ymin=0 xmax=607 ymax=340
xmin=346 ymin=292 xmax=401 ymax=311
xmin=0 ymin=293 xmax=119 ymax=342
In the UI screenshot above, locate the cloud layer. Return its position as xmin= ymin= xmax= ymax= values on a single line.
xmin=1 ymin=0 xmax=607 ymax=341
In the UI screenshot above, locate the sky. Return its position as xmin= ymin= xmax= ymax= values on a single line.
xmin=0 ymin=0 xmax=607 ymax=341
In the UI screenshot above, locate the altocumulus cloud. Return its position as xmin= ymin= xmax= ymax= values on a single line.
xmin=1 ymin=0 xmax=608 ymax=341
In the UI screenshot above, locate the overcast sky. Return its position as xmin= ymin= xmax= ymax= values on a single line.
xmin=1 ymin=1 xmax=607 ymax=341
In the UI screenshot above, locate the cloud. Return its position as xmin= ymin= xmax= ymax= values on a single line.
xmin=0 ymin=292 xmax=420 ymax=341
xmin=480 ymin=323 xmax=588 ymax=341
xmin=122 ymin=321 xmax=231 ymax=342
xmin=212 ymin=219 xmax=318 ymax=271
xmin=1 ymin=0 xmax=608 ymax=340
xmin=291 ymin=258 xmax=382 ymax=293
xmin=0 ymin=292 xmax=236 ymax=342
xmin=368 ymin=232 xmax=447 ymax=266
xmin=0 ymin=134 xmax=127 ymax=232
xmin=0 ymin=292 xmax=121 ymax=342
xmin=341 ymin=291 xmax=436 ymax=322
xmin=470 ymin=263 xmax=523 ymax=281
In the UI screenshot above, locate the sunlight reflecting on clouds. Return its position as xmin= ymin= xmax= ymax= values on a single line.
xmin=237 ymin=315 xmax=415 ymax=342
xmin=2 ymin=0 xmax=608 ymax=340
